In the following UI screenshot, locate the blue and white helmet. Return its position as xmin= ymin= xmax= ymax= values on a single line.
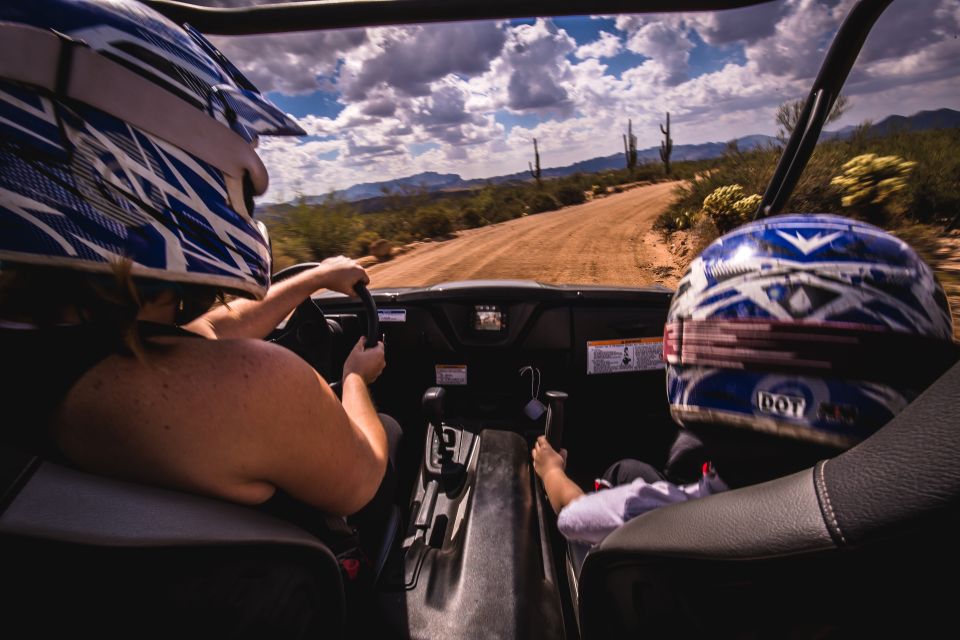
xmin=664 ymin=214 xmax=956 ymax=448
xmin=0 ymin=0 xmax=304 ymax=298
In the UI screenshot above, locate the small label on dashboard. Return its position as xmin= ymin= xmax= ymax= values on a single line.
xmin=587 ymin=338 xmax=664 ymax=375
xmin=377 ymin=308 xmax=407 ymax=323
xmin=436 ymin=364 xmax=468 ymax=386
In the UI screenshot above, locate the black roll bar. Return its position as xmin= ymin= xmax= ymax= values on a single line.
xmin=146 ymin=0 xmax=773 ymax=34
xmin=755 ymin=0 xmax=893 ymax=218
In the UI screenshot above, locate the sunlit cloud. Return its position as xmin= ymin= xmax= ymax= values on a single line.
xmin=181 ymin=0 xmax=960 ymax=202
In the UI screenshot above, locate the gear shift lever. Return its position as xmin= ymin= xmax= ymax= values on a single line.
xmin=423 ymin=386 xmax=446 ymax=428
xmin=544 ymin=390 xmax=568 ymax=449
xmin=422 ymin=386 xmax=470 ymax=486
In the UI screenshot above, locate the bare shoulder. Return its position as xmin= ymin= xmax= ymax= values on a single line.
xmin=57 ymin=337 xmax=342 ymax=504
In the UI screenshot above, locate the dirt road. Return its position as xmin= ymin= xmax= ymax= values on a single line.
xmin=368 ymin=181 xmax=683 ymax=288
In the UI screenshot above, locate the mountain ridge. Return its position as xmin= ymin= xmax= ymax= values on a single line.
xmin=294 ymin=107 xmax=960 ymax=205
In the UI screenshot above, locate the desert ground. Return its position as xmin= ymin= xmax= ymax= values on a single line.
xmin=367 ymin=181 xmax=683 ymax=289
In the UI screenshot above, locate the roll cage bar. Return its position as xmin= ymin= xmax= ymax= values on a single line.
xmin=146 ymin=0 xmax=896 ymax=219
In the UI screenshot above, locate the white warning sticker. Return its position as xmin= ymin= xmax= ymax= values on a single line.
xmin=587 ymin=338 xmax=665 ymax=375
xmin=436 ymin=364 xmax=468 ymax=386
xmin=377 ymin=308 xmax=407 ymax=323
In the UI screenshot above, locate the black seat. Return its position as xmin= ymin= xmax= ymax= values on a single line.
xmin=577 ymin=359 xmax=960 ymax=638
xmin=0 ymin=452 xmax=346 ymax=639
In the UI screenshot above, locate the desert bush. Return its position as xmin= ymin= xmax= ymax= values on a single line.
xmin=654 ymin=208 xmax=699 ymax=233
xmin=412 ymin=207 xmax=454 ymax=238
xmin=830 ymin=153 xmax=916 ymax=224
xmin=733 ymin=194 xmax=762 ymax=218
xmin=668 ymin=127 xmax=959 ymax=235
xmin=350 ymin=230 xmax=381 ymax=257
xmin=460 ymin=206 xmax=488 ymax=229
xmin=269 ymin=198 xmax=362 ymax=262
xmin=702 ymin=184 xmax=762 ymax=232
xmin=527 ymin=191 xmax=561 ymax=214
xmin=369 ymin=238 xmax=392 ymax=259
xmin=554 ymin=184 xmax=587 ymax=206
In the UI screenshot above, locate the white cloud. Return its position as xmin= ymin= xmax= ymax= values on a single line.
xmin=616 ymin=16 xmax=694 ymax=86
xmin=211 ymin=30 xmax=367 ymax=95
xmin=684 ymin=2 xmax=789 ymax=45
xmin=575 ymin=31 xmax=623 ymax=59
xmin=215 ymin=0 xmax=960 ymax=203
xmin=499 ymin=19 xmax=577 ymax=113
xmin=338 ymin=22 xmax=506 ymax=101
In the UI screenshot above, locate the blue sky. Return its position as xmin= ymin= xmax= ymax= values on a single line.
xmin=199 ymin=1 xmax=960 ymax=202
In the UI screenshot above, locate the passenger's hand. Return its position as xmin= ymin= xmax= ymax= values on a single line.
xmin=342 ymin=336 xmax=385 ymax=384
xmin=532 ymin=435 xmax=568 ymax=481
xmin=314 ymin=256 xmax=369 ymax=297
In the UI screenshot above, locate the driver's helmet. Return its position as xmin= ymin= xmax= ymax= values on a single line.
xmin=665 ymin=213 xmax=955 ymax=448
xmin=0 ymin=0 xmax=304 ymax=299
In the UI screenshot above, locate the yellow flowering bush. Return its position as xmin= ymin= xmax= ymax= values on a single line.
xmin=702 ymin=185 xmax=762 ymax=231
xmin=830 ymin=153 xmax=916 ymax=222
xmin=732 ymin=193 xmax=762 ymax=218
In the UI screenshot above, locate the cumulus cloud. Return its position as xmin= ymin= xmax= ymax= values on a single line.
xmin=575 ymin=31 xmax=623 ymax=59
xmin=498 ymin=20 xmax=577 ymax=112
xmin=685 ymin=2 xmax=789 ymax=45
xmin=191 ymin=0 xmax=960 ymax=202
xmin=211 ymin=30 xmax=366 ymax=95
xmin=616 ymin=16 xmax=694 ymax=86
xmin=180 ymin=0 xmax=368 ymax=95
xmin=742 ymin=0 xmax=852 ymax=79
xmin=338 ymin=22 xmax=506 ymax=101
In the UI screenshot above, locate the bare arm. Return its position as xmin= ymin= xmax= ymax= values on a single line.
xmin=339 ymin=337 xmax=388 ymax=478
xmin=59 ymin=339 xmax=390 ymax=516
xmin=185 ymin=256 xmax=368 ymax=340
xmin=532 ymin=435 xmax=585 ymax=513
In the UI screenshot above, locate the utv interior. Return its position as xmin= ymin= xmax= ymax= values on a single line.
xmin=2 ymin=1 xmax=958 ymax=638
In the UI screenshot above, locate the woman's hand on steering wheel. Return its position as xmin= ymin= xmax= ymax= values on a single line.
xmin=343 ymin=336 xmax=386 ymax=385
xmin=312 ymin=256 xmax=370 ymax=297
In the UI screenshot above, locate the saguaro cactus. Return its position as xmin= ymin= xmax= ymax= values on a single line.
xmin=659 ymin=112 xmax=673 ymax=176
xmin=623 ymin=119 xmax=638 ymax=176
xmin=528 ymin=138 xmax=542 ymax=188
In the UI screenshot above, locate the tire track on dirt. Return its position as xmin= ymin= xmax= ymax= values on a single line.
xmin=367 ymin=181 xmax=682 ymax=288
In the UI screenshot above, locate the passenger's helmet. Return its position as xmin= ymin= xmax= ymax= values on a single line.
xmin=0 ymin=0 xmax=304 ymax=298
xmin=664 ymin=214 xmax=956 ymax=448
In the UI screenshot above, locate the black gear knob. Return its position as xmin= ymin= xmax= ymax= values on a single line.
xmin=544 ymin=390 xmax=567 ymax=450
xmin=423 ymin=386 xmax=446 ymax=428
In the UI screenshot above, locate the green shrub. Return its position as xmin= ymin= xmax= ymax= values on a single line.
xmin=460 ymin=206 xmax=488 ymax=229
xmin=350 ymin=230 xmax=381 ymax=257
xmin=369 ymin=239 xmax=392 ymax=259
xmin=268 ymin=198 xmax=362 ymax=262
xmin=527 ymin=191 xmax=561 ymax=214
xmin=554 ymin=184 xmax=587 ymax=206
xmin=654 ymin=208 xmax=699 ymax=233
xmin=412 ymin=207 xmax=454 ymax=238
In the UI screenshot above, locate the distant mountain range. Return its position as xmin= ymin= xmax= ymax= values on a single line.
xmin=293 ymin=108 xmax=960 ymax=205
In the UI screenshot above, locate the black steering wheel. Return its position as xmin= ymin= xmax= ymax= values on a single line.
xmin=270 ymin=263 xmax=380 ymax=377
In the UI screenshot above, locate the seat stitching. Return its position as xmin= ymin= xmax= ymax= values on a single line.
xmin=816 ymin=459 xmax=846 ymax=546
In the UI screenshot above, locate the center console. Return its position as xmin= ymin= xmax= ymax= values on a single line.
xmin=378 ymin=388 xmax=565 ymax=640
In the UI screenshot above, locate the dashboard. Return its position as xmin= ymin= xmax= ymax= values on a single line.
xmin=301 ymin=280 xmax=680 ymax=481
